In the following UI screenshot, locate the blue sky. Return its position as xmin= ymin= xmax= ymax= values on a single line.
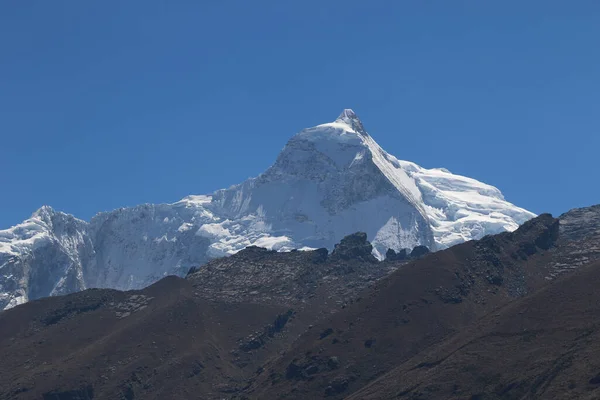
xmin=1 ymin=1 xmax=599 ymax=228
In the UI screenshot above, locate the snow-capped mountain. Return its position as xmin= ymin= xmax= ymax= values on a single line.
xmin=0 ymin=109 xmax=535 ymax=309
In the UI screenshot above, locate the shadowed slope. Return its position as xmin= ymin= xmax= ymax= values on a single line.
xmin=348 ymin=258 xmax=600 ymax=399
xmin=247 ymin=215 xmax=562 ymax=399
xmin=1 ymin=206 xmax=600 ymax=400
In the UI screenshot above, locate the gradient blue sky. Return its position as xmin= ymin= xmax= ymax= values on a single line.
xmin=1 ymin=1 xmax=599 ymax=228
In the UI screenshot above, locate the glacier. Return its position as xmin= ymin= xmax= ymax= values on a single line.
xmin=0 ymin=109 xmax=535 ymax=309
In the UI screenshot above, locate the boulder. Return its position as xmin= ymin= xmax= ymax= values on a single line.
xmin=330 ymin=232 xmax=377 ymax=263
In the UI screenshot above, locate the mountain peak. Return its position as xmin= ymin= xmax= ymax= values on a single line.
xmin=335 ymin=108 xmax=367 ymax=135
xmin=31 ymin=205 xmax=56 ymax=220
xmin=337 ymin=108 xmax=357 ymax=120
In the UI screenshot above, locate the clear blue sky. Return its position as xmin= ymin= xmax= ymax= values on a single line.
xmin=1 ymin=1 xmax=599 ymax=228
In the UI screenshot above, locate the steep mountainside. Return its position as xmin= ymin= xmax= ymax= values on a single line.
xmin=0 ymin=205 xmax=597 ymax=400
xmin=0 ymin=109 xmax=534 ymax=309
xmin=246 ymin=205 xmax=600 ymax=400
xmin=347 ymin=257 xmax=600 ymax=400
xmin=0 ymin=234 xmax=418 ymax=400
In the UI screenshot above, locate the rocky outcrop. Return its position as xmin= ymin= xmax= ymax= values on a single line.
xmin=385 ymin=245 xmax=430 ymax=261
xmin=186 ymin=233 xmax=396 ymax=308
xmin=385 ymin=248 xmax=408 ymax=261
xmin=238 ymin=309 xmax=295 ymax=351
xmin=409 ymin=245 xmax=430 ymax=259
xmin=330 ymin=233 xmax=378 ymax=263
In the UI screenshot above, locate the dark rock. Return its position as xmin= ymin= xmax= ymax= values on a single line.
xmin=486 ymin=274 xmax=503 ymax=285
xmin=238 ymin=334 xmax=264 ymax=351
xmin=330 ymin=232 xmax=378 ymax=263
xmin=559 ymin=205 xmax=600 ymax=242
xmin=385 ymin=248 xmax=408 ymax=261
xmin=245 ymin=245 xmax=270 ymax=252
xmin=305 ymin=364 xmax=319 ymax=375
xmin=327 ymin=356 xmax=340 ymax=370
xmin=494 ymin=381 xmax=520 ymax=396
xmin=285 ymin=362 xmax=304 ymax=380
xmin=535 ymin=218 xmax=559 ymax=249
xmin=269 ymin=372 xmax=282 ymax=385
xmin=188 ymin=361 xmax=205 ymax=377
xmin=122 ymin=385 xmax=134 ymax=400
xmin=43 ymin=385 xmax=94 ymax=400
xmin=285 ymin=357 xmax=328 ymax=381
xmin=436 ymin=287 xmax=463 ymax=304
xmin=268 ymin=309 xmax=294 ymax=337
xmin=42 ymin=301 xmax=102 ymax=326
xmin=312 ymin=248 xmax=329 ymax=264
xmin=385 ymin=248 xmax=396 ymax=260
xmin=519 ymin=241 xmax=537 ymax=257
xmin=364 ymin=338 xmax=375 ymax=348
xmin=511 ymin=213 xmax=559 ymax=256
xmin=11 ymin=387 xmax=29 ymax=395
xmin=410 ymin=245 xmax=430 ymax=259
xmin=239 ymin=310 xmax=295 ymax=351
xmin=235 ymin=246 xmax=276 ymax=260
xmin=589 ymin=373 xmax=600 ymax=384
xmin=325 ymin=376 xmax=350 ymax=396
xmin=320 ymin=328 xmax=334 ymax=339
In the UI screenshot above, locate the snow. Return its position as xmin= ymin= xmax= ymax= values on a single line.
xmin=314 ymin=111 xmax=534 ymax=250
xmin=0 ymin=108 xmax=535 ymax=309
xmin=361 ymin=134 xmax=426 ymax=216
xmin=298 ymin=246 xmax=318 ymax=251
xmin=174 ymin=195 xmax=212 ymax=206
xmin=252 ymin=235 xmax=294 ymax=250
xmin=399 ymin=160 xmax=535 ymax=247
xmin=196 ymin=223 xmax=232 ymax=239
xmin=0 ymin=212 xmax=56 ymax=256
xmin=0 ymin=207 xmax=93 ymax=309
xmin=177 ymin=223 xmax=194 ymax=232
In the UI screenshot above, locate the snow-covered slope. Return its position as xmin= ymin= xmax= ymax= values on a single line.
xmin=0 ymin=109 xmax=535 ymax=309
xmin=0 ymin=206 xmax=94 ymax=309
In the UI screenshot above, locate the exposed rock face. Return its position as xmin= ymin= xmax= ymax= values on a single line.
xmin=559 ymin=204 xmax=600 ymax=242
xmin=186 ymin=234 xmax=395 ymax=308
xmin=543 ymin=205 xmax=600 ymax=280
xmin=330 ymin=232 xmax=378 ymax=263
xmin=409 ymin=245 xmax=430 ymax=258
xmin=311 ymin=248 xmax=329 ymax=264
xmin=385 ymin=248 xmax=405 ymax=261
xmin=238 ymin=309 xmax=295 ymax=352
xmin=385 ymin=245 xmax=431 ymax=260
xmin=508 ymin=213 xmax=559 ymax=251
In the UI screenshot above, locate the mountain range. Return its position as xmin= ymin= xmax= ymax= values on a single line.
xmin=0 ymin=109 xmax=534 ymax=310
xmin=1 ymin=204 xmax=598 ymax=399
